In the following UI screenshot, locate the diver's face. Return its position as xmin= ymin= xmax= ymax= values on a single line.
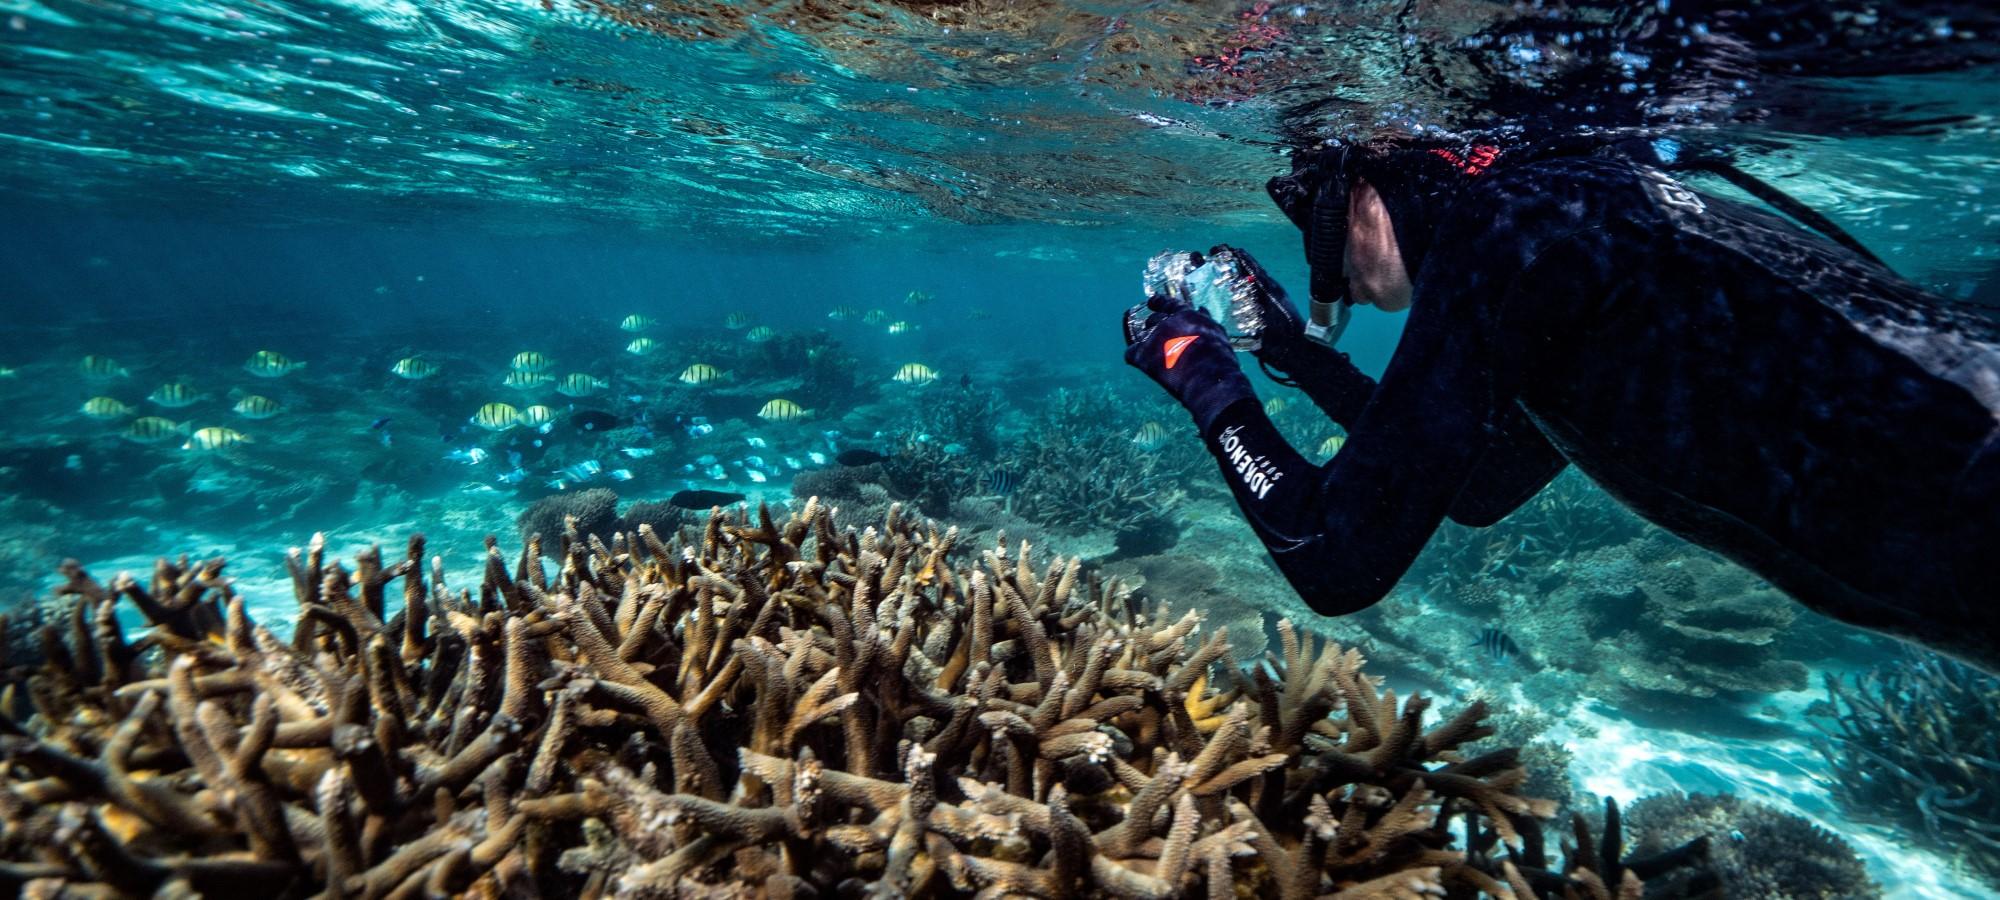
xmin=1344 ymin=179 xmax=1414 ymax=312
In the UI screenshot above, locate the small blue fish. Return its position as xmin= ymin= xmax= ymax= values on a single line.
xmin=744 ymin=455 xmax=766 ymax=469
xmin=447 ymin=447 xmax=488 ymax=466
xmin=748 ymin=470 xmax=767 ymax=483
xmin=696 ymin=454 xmax=718 ymax=466
xmin=941 ymin=442 xmax=968 ymax=456
xmin=705 ymin=463 xmax=727 ymax=480
xmin=687 ymin=423 xmax=714 ymax=438
xmin=497 ymin=468 xmax=528 ymax=485
xmin=1473 ymin=628 xmax=1521 ymax=663
xmin=746 ymin=436 xmax=768 ymax=448
xmin=984 ymin=469 xmax=1017 ymax=496
xmin=608 ymin=469 xmax=634 ymax=482
xmin=370 ymin=416 xmax=391 ymax=431
xmin=807 ymin=451 xmax=827 ymax=465
xmin=507 ymin=450 xmax=523 ymax=468
xmin=621 ymin=447 xmax=655 ymax=458
xmin=560 ymin=460 xmax=603 ymax=482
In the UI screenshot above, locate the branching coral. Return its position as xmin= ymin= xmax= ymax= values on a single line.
xmin=0 ymin=498 xmax=1698 ymax=898
xmin=1810 ymin=652 xmax=2000 ymax=887
xmin=1008 ymin=388 xmax=1200 ymax=543
xmin=1624 ymin=792 xmax=1878 ymax=899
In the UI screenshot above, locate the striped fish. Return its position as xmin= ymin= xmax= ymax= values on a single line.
xmin=556 ymin=373 xmax=607 ymax=397
xmin=232 ymin=395 xmax=283 ymax=419
xmin=472 ymin=402 xmax=520 ymax=432
xmin=1318 ymin=434 xmax=1347 ymax=457
xmin=679 ymin=363 xmax=725 ymax=385
xmin=80 ymin=396 xmax=132 ymax=420
xmin=1473 ymin=628 xmax=1521 ymax=663
xmin=243 ymin=350 xmax=305 ymax=378
xmin=183 ymin=427 xmax=249 ymax=451
xmin=1131 ymin=421 xmax=1170 ymax=451
xmin=79 ymin=355 xmax=128 ymax=379
xmin=757 ymin=398 xmax=808 ymax=422
xmin=984 ymin=468 xmax=1018 ymax=496
xmin=886 ymin=320 xmax=917 ymax=335
xmin=724 ymin=311 xmax=754 ymax=330
xmin=905 ymin=290 xmax=934 ymax=306
xmin=827 ymin=305 xmax=859 ymax=321
xmin=619 ymin=314 xmax=656 ymax=332
xmin=148 ymin=382 xmax=203 ymax=408
xmin=893 ymin=363 xmax=938 ymax=386
xmin=862 ymin=309 xmax=887 ymax=325
xmin=1263 ymin=396 xmax=1290 ymax=416
xmin=519 ymin=405 xmax=557 ymax=429
xmin=124 ymin=416 xmax=186 ymax=444
xmin=391 ymin=357 xmax=439 ymax=380
xmin=510 ymin=351 xmax=554 ymax=372
xmin=626 ymin=338 xmax=660 ymax=356
xmin=503 ymin=370 xmax=553 ymax=390
xmin=745 ymin=325 xmax=776 ymax=343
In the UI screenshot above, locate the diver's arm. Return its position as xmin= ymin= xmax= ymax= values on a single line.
xmin=1203 ymin=222 xmax=1604 ymax=614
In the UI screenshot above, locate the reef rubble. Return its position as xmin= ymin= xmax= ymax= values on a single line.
xmin=0 ymin=499 xmax=1693 ymax=898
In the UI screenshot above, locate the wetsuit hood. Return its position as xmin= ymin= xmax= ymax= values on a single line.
xmin=1268 ymin=140 xmax=1508 ymax=292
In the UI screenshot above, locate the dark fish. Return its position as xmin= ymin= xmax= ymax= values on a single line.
xmin=959 ymin=373 xmax=971 ymax=390
xmin=1473 ymin=627 xmax=1520 ymax=662
xmin=669 ymin=489 xmax=747 ymax=510
xmin=984 ymin=468 xmax=1017 ymax=496
xmin=370 ymin=416 xmax=392 ymax=431
xmin=571 ymin=410 xmax=621 ymax=432
xmin=836 ymin=449 xmax=889 ymax=466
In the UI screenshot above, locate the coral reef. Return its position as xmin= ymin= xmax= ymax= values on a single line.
xmin=1009 ymin=388 xmax=1200 ymax=545
xmin=1624 ymin=792 xmax=1879 ymax=899
xmin=1810 ymin=652 xmax=2000 ymax=887
xmin=516 ymin=487 xmax=623 ymax=551
xmin=0 ymin=499 xmax=1701 ymax=898
xmin=1463 ymin=797 xmax=1716 ymax=900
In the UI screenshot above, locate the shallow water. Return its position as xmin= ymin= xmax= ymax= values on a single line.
xmin=4 ymin=0 xmax=2000 ymax=897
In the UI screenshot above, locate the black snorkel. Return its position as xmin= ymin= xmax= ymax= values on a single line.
xmin=1267 ymin=146 xmax=1357 ymax=349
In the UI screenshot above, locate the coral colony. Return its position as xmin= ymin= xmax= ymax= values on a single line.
xmin=0 ymin=499 xmax=1738 ymax=899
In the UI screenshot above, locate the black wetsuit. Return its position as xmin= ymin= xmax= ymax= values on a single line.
xmin=1208 ymin=155 xmax=2000 ymax=666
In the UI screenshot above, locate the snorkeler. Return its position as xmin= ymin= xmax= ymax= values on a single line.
xmin=1124 ymin=137 xmax=2000 ymax=670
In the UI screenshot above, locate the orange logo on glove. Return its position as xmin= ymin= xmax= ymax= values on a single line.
xmin=1163 ymin=335 xmax=1198 ymax=370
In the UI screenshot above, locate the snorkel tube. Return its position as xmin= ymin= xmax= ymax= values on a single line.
xmin=1267 ymin=145 xmax=1357 ymax=348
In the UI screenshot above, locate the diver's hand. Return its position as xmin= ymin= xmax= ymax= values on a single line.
xmin=1123 ymin=294 xmax=1257 ymax=434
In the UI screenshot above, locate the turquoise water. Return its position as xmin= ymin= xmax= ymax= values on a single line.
xmin=4 ymin=0 xmax=2000 ymax=897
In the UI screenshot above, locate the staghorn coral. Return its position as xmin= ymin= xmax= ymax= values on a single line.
xmin=1009 ymin=388 xmax=1201 ymax=544
xmin=0 ymin=497 xmax=1696 ymax=898
xmin=1810 ymin=652 xmax=2000 ymax=888
xmin=1463 ymin=796 xmax=1717 ymax=900
xmin=1624 ymin=792 xmax=1879 ymax=899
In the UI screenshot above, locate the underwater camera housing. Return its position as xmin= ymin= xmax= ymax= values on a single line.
xmin=1140 ymin=247 xmax=1350 ymax=352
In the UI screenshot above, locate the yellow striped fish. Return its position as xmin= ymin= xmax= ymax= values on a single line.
xmin=678 ymin=363 xmax=726 ymax=386
xmin=147 ymin=382 xmax=203 ymax=408
xmin=510 ymin=351 xmax=553 ymax=373
xmin=472 ymin=402 xmax=519 ymax=432
xmin=183 ymin=427 xmax=249 ymax=451
xmin=905 ymin=290 xmax=934 ymax=306
xmin=244 ymin=350 xmax=305 ymax=378
xmin=390 ymin=357 xmax=439 ymax=380
xmin=862 ymin=309 xmax=887 ymax=325
xmin=79 ymin=355 xmax=128 ymax=379
xmin=1263 ymin=396 xmax=1290 ymax=416
xmin=887 ymin=320 xmax=917 ymax=335
xmin=232 ymin=395 xmax=282 ymax=419
xmin=626 ymin=338 xmax=660 ymax=356
xmin=892 ymin=363 xmax=938 ymax=386
xmin=757 ymin=398 xmax=809 ymax=422
xmin=124 ymin=416 xmax=186 ymax=444
xmin=619 ymin=314 xmax=657 ymax=332
xmin=1317 ymin=435 xmax=1347 ymax=457
xmin=519 ymin=405 xmax=557 ymax=429
xmin=503 ymin=370 xmax=553 ymax=390
xmin=556 ymin=373 xmax=607 ymax=397
xmin=81 ymin=397 xmax=133 ymax=420
xmin=745 ymin=325 xmax=776 ymax=343
xmin=827 ymin=305 xmax=859 ymax=321
xmin=724 ymin=311 xmax=754 ymax=330
xmin=1131 ymin=421 xmax=1170 ymax=451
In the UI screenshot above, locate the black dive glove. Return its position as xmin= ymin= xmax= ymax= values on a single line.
xmin=1123 ymin=293 xmax=1257 ymax=434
